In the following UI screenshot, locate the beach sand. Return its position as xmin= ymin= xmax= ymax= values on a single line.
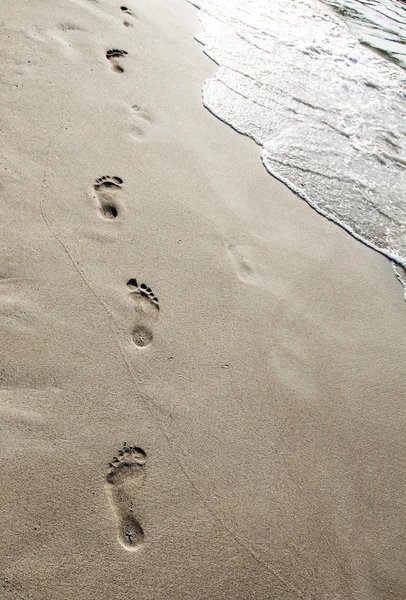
xmin=1 ymin=0 xmax=405 ymax=598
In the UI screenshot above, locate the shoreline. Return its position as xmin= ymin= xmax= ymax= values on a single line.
xmin=194 ymin=0 xmax=406 ymax=287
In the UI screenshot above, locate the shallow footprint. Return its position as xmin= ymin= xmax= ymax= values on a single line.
xmin=106 ymin=48 xmax=128 ymax=73
xmin=129 ymin=104 xmax=153 ymax=141
xmin=121 ymin=5 xmax=136 ymax=27
xmin=57 ymin=23 xmax=85 ymax=31
xmin=227 ymin=243 xmax=263 ymax=286
xmin=127 ymin=278 xmax=159 ymax=348
xmin=93 ymin=176 xmax=123 ymax=219
xmin=106 ymin=445 xmax=147 ymax=551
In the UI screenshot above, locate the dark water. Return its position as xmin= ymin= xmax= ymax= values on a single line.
xmin=322 ymin=0 xmax=406 ymax=68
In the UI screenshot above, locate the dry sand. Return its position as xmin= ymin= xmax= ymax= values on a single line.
xmin=1 ymin=0 xmax=405 ymax=598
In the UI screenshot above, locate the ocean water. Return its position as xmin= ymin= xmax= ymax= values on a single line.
xmin=191 ymin=0 xmax=406 ymax=291
xmin=323 ymin=0 xmax=406 ymax=69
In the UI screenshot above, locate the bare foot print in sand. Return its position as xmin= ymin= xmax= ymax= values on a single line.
xmin=93 ymin=176 xmax=123 ymax=219
xmin=129 ymin=104 xmax=153 ymax=142
xmin=127 ymin=278 xmax=159 ymax=348
xmin=106 ymin=48 xmax=128 ymax=73
xmin=121 ymin=5 xmax=136 ymax=27
xmin=106 ymin=445 xmax=147 ymax=550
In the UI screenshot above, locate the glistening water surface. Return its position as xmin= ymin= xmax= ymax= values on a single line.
xmin=323 ymin=0 xmax=406 ymax=68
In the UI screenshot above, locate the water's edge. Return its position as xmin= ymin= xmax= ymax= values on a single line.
xmin=190 ymin=0 xmax=406 ymax=298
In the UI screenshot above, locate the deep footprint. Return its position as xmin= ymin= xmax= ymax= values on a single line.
xmin=127 ymin=278 xmax=159 ymax=348
xmin=106 ymin=48 xmax=128 ymax=73
xmin=106 ymin=445 xmax=147 ymax=550
xmin=93 ymin=176 xmax=123 ymax=219
xmin=127 ymin=278 xmax=159 ymax=307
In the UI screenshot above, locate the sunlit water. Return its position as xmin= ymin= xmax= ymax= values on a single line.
xmin=191 ymin=0 xmax=406 ymax=292
xmin=323 ymin=0 xmax=406 ymax=68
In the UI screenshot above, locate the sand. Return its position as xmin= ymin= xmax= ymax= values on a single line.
xmin=0 ymin=0 xmax=405 ymax=598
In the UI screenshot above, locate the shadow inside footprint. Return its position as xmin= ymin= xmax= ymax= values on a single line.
xmin=106 ymin=49 xmax=128 ymax=73
xmin=106 ymin=445 xmax=147 ymax=551
xmin=127 ymin=278 xmax=159 ymax=307
xmin=102 ymin=204 xmax=118 ymax=219
xmin=93 ymin=176 xmax=123 ymax=219
xmin=121 ymin=5 xmax=136 ymax=26
xmin=94 ymin=175 xmax=123 ymax=189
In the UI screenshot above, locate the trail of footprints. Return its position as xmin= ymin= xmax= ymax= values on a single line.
xmin=92 ymin=176 xmax=161 ymax=347
xmin=89 ymin=4 xmax=157 ymax=552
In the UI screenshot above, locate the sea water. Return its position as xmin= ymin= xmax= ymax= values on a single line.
xmin=323 ymin=0 xmax=406 ymax=69
xmin=191 ymin=0 xmax=406 ymax=290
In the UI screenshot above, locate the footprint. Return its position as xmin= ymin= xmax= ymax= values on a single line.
xmin=57 ymin=23 xmax=85 ymax=31
xmin=93 ymin=176 xmax=123 ymax=219
xmin=227 ymin=243 xmax=263 ymax=286
xmin=127 ymin=278 xmax=159 ymax=348
xmin=106 ymin=48 xmax=128 ymax=73
xmin=129 ymin=104 xmax=153 ymax=141
xmin=120 ymin=5 xmax=136 ymax=27
xmin=106 ymin=445 xmax=147 ymax=551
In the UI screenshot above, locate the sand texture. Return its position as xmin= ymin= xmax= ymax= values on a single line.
xmin=1 ymin=0 xmax=406 ymax=598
